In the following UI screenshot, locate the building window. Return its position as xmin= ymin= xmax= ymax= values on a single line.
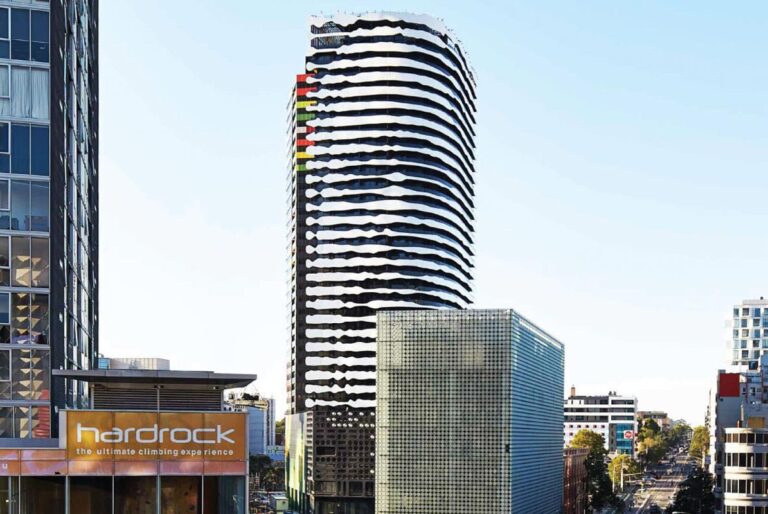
xmin=0 ymin=293 xmax=8 ymax=325
xmin=30 ymin=126 xmax=48 ymax=176
xmin=7 ymin=10 xmax=47 ymax=64
xmin=7 ymin=180 xmax=48 ymax=232
xmin=10 ymin=9 xmax=28 ymax=61
xmin=11 ymin=125 xmax=29 ymax=174
xmin=0 ymin=66 xmax=8 ymax=100
xmin=0 ymin=125 xmax=8 ymax=173
xmin=9 ymin=68 xmax=49 ymax=120
xmin=0 ymin=180 xmax=8 ymax=211
xmin=0 ymin=351 xmax=7 ymax=381
xmin=10 ymin=125 xmax=48 ymax=175
xmin=0 ymin=8 xmax=8 ymax=59
xmin=30 ymin=11 xmax=48 ymax=63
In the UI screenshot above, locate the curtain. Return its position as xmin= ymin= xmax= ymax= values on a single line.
xmin=10 ymin=67 xmax=29 ymax=118
xmin=30 ymin=69 xmax=48 ymax=120
xmin=0 ymin=66 xmax=9 ymax=98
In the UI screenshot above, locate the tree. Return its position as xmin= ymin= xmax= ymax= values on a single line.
xmin=689 ymin=425 xmax=709 ymax=463
xmin=275 ymin=418 xmax=285 ymax=446
xmin=667 ymin=422 xmax=691 ymax=448
xmin=609 ymin=454 xmax=641 ymax=486
xmin=570 ymin=429 xmax=619 ymax=510
xmin=642 ymin=418 xmax=661 ymax=435
xmin=570 ymin=429 xmax=607 ymax=457
xmin=249 ymin=454 xmax=273 ymax=479
xmin=637 ymin=432 xmax=667 ymax=467
xmin=666 ymin=466 xmax=715 ymax=514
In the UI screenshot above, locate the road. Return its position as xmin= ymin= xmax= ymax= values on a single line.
xmin=622 ymin=453 xmax=695 ymax=513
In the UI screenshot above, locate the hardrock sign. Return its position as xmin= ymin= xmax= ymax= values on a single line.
xmin=64 ymin=411 xmax=246 ymax=461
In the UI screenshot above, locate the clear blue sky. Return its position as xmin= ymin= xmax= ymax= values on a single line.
xmin=98 ymin=1 xmax=767 ymax=425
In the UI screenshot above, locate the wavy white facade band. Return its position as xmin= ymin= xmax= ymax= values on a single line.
xmin=289 ymin=12 xmax=477 ymax=412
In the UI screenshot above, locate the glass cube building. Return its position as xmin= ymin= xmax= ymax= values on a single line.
xmin=286 ymin=12 xmax=476 ymax=513
xmin=0 ymin=0 xmax=98 ymax=440
xmin=375 ymin=309 xmax=565 ymax=514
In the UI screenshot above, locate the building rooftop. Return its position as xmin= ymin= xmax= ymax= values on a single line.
xmin=52 ymin=369 xmax=256 ymax=388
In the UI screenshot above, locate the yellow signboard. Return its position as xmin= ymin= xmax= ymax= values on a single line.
xmin=66 ymin=411 xmax=246 ymax=461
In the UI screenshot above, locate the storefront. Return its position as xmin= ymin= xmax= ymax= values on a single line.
xmin=0 ymin=368 xmax=255 ymax=514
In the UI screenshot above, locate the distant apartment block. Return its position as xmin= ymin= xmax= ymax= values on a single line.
xmin=227 ymin=390 xmax=276 ymax=457
xmin=564 ymin=388 xmax=637 ymax=456
xmin=375 ymin=310 xmax=565 ymax=514
xmin=730 ymin=298 xmax=768 ymax=369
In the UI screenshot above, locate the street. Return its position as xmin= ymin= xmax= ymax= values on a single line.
xmin=621 ymin=453 xmax=695 ymax=513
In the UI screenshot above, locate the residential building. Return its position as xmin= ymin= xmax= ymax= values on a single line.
xmin=723 ymin=428 xmax=768 ymax=513
xmin=286 ymin=12 xmax=477 ymax=514
xmin=0 ymin=0 xmax=98 ymax=441
xmin=0 ymin=367 xmax=254 ymax=513
xmin=564 ymin=388 xmax=637 ymax=456
xmin=227 ymin=390 xmax=276 ymax=456
xmin=637 ymin=411 xmax=672 ymax=431
xmin=708 ymin=358 xmax=768 ymax=511
xmin=375 ymin=309 xmax=565 ymax=514
xmin=563 ymin=447 xmax=589 ymax=514
xmin=729 ymin=298 xmax=768 ymax=370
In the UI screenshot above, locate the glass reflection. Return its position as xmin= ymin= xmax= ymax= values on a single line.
xmin=70 ymin=476 xmax=111 ymax=514
xmin=115 ymin=476 xmax=157 ymax=514
xmin=18 ymin=476 xmax=65 ymax=514
xmin=162 ymin=476 xmax=202 ymax=514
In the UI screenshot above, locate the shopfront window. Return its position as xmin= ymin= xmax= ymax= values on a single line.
xmin=18 ymin=476 xmax=65 ymax=514
xmin=161 ymin=476 xmax=201 ymax=514
xmin=69 ymin=476 xmax=111 ymax=514
xmin=0 ymin=477 xmax=10 ymax=514
xmin=203 ymin=476 xmax=245 ymax=514
xmin=115 ymin=476 xmax=157 ymax=514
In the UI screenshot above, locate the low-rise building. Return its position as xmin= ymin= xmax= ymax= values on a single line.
xmin=564 ymin=388 xmax=637 ymax=456
xmin=0 ymin=367 xmax=256 ymax=513
xmin=563 ymin=447 xmax=589 ymax=514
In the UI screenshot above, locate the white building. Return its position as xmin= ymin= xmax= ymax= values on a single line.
xmin=723 ymin=428 xmax=768 ymax=513
xmin=729 ymin=298 xmax=768 ymax=369
xmin=564 ymin=388 xmax=637 ymax=456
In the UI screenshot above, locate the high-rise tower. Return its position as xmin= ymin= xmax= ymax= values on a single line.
xmin=286 ymin=12 xmax=476 ymax=513
xmin=0 ymin=0 xmax=98 ymax=440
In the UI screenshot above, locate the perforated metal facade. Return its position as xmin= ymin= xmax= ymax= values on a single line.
xmin=375 ymin=309 xmax=564 ymax=514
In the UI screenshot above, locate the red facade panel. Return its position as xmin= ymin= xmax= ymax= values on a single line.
xmin=720 ymin=372 xmax=741 ymax=397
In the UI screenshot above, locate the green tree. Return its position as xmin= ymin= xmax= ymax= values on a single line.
xmin=689 ymin=425 xmax=709 ymax=462
xmin=275 ymin=418 xmax=285 ymax=446
xmin=642 ymin=418 xmax=661 ymax=435
xmin=667 ymin=422 xmax=691 ymax=447
xmin=570 ymin=429 xmax=607 ymax=456
xmin=637 ymin=433 xmax=667 ymax=467
xmin=249 ymin=454 xmax=273 ymax=478
xmin=570 ymin=429 xmax=619 ymax=510
xmin=666 ymin=466 xmax=715 ymax=514
xmin=609 ymin=454 xmax=641 ymax=486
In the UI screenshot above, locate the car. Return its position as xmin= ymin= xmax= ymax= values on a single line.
xmin=649 ymin=504 xmax=662 ymax=514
